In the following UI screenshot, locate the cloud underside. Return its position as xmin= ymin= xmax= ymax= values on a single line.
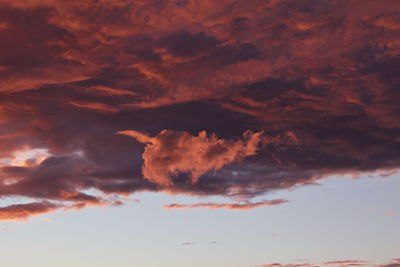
xmin=0 ymin=0 xmax=400 ymax=220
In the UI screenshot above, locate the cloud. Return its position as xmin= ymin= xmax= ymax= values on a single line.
xmin=0 ymin=227 xmax=15 ymax=231
xmin=157 ymin=31 xmax=220 ymax=58
xmin=0 ymin=0 xmax=399 ymax=221
xmin=257 ymin=264 xmax=316 ymax=267
xmin=0 ymin=201 xmax=60 ymax=221
xmin=323 ymin=260 xmax=369 ymax=266
xmin=118 ymin=129 xmax=265 ymax=186
xmin=163 ymin=199 xmax=288 ymax=210
xmin=380 ymin=259 xmax=400 ymax=267
xmin=257 ymin=258 xmax=400 ymax=267
xmin=68 ymin=100 xmax=119 ymax=113
xmin=181 ymin=241 xmax=195 ymax=246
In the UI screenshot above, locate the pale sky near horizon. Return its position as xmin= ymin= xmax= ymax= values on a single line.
xmin=1 ymin=173 xmax=399 ymax=267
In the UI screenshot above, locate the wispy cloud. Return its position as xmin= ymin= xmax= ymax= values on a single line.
xmin=181 ymin=242 xmax=195 ymax=246
xmin=257 ymin=258 xmax=400 ymax=267
xmin=256 ymin=259 xmax=400 ymax=267
xmin=0 ymin=227 xmax=15 ymax=231
xmin=163 ymin=199 xmax=288 ymax=210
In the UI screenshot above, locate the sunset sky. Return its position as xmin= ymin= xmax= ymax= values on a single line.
xmin=0 ymin=0 xmax=399 ymax=266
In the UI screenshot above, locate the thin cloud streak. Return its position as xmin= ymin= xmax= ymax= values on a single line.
xmin=181 ymin=242 xmax=195 ymax=246
xmin=163 ymin=199 xmax=288 ymax=210
xmin=0 ymin=227 xmax=15 ymax=231
xmin=257 ymin=258 xmax=400 ymax=267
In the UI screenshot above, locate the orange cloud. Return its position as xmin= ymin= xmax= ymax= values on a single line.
xmin=0 ymin=197 xmax=127 ymax=222
xmin=83 ymin=86 xmax=138 ymax=96
xmin=118 ymin=129 xmax=265 ymax=186
xmin=163 ymin=199 xmax=288 ymax=210
xmin=323 ymin=260 xmax=369 ymax=266
xmin=0 ymin=201 xmax=60 ymax=221
xmin=68 ymin=101 xmax=119 ymax=113
xmin=0 ymin=227 xmax=15 ymax=231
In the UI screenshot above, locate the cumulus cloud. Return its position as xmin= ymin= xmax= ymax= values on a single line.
xmin=118 ymin=129 xmax=265 ymax=186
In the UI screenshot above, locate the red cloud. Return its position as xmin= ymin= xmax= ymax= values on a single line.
xmin=118 ymin=129 xmax=265 ymax=186
xmin=0 ymin=201 xmax=60 ymax=221
xmin=379 ymin=258 xmax=400 ymax=267
xmin=0 ymin=0 xmax=399 ymax=223
xmin=163 ymin=199 xmax=288 ymax=210
xmin=323 ymin=260 xmax=369 ymax=266
xmin=68 ymin=100 xmax=119 ymax=113
xmin=0 ymin=199 xmax=123 ymax=222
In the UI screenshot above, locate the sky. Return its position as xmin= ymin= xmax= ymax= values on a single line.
xmin=0 ymin=0 xmax=399 ymax=266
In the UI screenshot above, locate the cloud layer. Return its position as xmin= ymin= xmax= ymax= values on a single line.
xmin=0 ymin=0 xmax=400 ymax=220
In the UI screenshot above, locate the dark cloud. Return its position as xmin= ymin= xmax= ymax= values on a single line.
xmin=158 ymin=31 xmax=220 ymax=58
xmin=0 ymin=0 xmax=399 ymax=220
xmin=0 ymin=5 xmax=69 ymax=69
xmin=380 ymin=259 xmax=400 ymax=267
